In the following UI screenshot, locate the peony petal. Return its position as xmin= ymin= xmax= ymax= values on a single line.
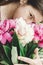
xmin=9 ymin=20 xmax=16 ymax=29
xmin=5 ymin=20 xmax=9 ymax=31
xmin=0 ymin=29 xmax=4 ymax=34
xmin=1 ymin=36 xmax=6 ymax=44
xmin=4 ymin=32 xmax=12 ymax=42
xmin=3 ymin=20 xmax=9 ymax=31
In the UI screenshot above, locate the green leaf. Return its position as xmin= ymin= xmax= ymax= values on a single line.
xmin=12 ymin=32 xmax=20 ymax=55
xmin=12 ymin=32 xmax=19 ymax=46
xmin=11 ymin=46 xmax=18 ymax=64
xmin=0 ymin=60 xmax=9 ymax=65
xmin=19 ymin=43 xmax=25 ymax=56
xmin=3 ymin=45 xmax=11 ymax=59
xmin=0 ymin=44 xmax=9 ymax=64
xmin=3 ymin=45 xmax=12 ymax=65
xmin=25 ymin=42 xmax=38 ymax=58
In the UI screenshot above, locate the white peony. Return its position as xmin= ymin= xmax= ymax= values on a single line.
xmin=15 ymin=17 xmax=34 ymax=46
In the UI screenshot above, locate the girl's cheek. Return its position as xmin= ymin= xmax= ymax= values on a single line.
xmin=25 ymin=16 xmax=36 ymax=23
xmin=33 ymin=12 xmax=43 ymax=23
xmin=35 ymin=16 xmax=43 ymax=23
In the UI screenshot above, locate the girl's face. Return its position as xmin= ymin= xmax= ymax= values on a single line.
xmin=13 ymin=5 xmax=43 ymax=23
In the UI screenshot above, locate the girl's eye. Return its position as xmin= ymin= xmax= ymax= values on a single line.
xmin=28 ymin=13 xmax=33 ymax=19
xmin=27 ymin=13 xmax=35 ymax=22
xmin=30 ymin=13 xmax=33 ymax=17
xmin=29 ymin=13 xmax=34 ymax=19
xmin=29 ymin=13 xmax=35 ymax=20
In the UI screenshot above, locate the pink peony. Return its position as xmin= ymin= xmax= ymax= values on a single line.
xmin=0 ymin=18 xmax=43 ymax=48
xmin=32 ymin=23 xmax=43 ymax=48
xmin=0 ymin=19 xmax=16 ymax=44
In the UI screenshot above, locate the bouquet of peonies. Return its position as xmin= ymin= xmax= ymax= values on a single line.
xmin=0 ymin=17 xmax=43 ymax=65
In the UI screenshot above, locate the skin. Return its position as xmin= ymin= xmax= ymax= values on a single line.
xmin=14 ymin=48 xmax=42 ymax=65
xmin=13 ymin=5 xmax=43 ymax=23
xmin=18 ymin=48 xmax=42 ymax=65
xmin=13 ymin=4 xmax=43 ymax=65
xmin=1 ymin=0 xmax=43 ymax=64
xmin=1 ymin=2 xmax=19 ymax=20
xmin=1 ymin=0 xmax=28 ymax=20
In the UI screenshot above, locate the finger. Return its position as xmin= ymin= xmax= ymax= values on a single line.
xmin=18 ymin=56 xmax=34 ymax=64
xmin=34 ymin=48 xmax=39 ymax=59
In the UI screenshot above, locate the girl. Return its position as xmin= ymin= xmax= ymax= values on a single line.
xmin=13 ymin=0 xmax=43 ymax=65
xmin=0 ymin=0 xmax=43 ymax=65
xmin=13 ymin=0 xmax=43 ymax=23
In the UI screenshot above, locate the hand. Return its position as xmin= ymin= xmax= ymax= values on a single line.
xmin=18 ymin=48 xmax=42 ymax=65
